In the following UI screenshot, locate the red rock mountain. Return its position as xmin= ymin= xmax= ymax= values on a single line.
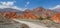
xmin=33 ymin=7 xmax=57 ymax=18
xmin=51 ymin=13 xmax=60 ymax=23
xmin=0 ymin=7 xmax=57 ymax=20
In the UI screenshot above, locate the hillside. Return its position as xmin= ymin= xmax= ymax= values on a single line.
xmin=0 ymin=7 xmax=59 ymax=23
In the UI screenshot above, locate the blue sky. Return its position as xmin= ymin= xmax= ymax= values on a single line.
xmin=0 ymin=0 xmax=60 ymax=9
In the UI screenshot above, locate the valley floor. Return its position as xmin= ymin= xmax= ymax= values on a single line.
xmin=13 ymin=19 xmax=60 ymax=28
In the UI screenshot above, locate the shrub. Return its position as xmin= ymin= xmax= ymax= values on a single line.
xmin=38 ymin=17 xmax=44 ymax=20
xmin=46 ymin=16 xmax=50 ymax=20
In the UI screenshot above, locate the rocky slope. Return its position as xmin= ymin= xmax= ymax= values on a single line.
xmin=51 ymin=13 xmax=60 ymax=23
xmin=0 ymin=7 xmax=59 ymax=23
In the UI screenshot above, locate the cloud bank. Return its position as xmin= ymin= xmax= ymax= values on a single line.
xmin=49 ymin=5 xmax=60 ymax=10
xmin=0 ymin=1 xmax=14 ymax=6
xmin=0 ymin=1 xmax=24 ymax=11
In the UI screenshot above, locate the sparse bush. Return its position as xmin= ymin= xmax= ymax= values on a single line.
xmin=38 ymin=16 xmax=51 ymax=20
xmin=38 ymin=17 xmax=44 ymax=20
xmin=46 ymin=16 xmax=50 ymax=20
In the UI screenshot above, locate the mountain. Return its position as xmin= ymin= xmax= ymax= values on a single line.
xmin=51 ymin=13 xmax=60 ymax=23
xmin=52 ymin=6 xmax=60 ymax=12
xmin=0 ymin=8 xmax=22 ymax=13
xmin=0 ymin=7 xmax=58 ymax=20
xmin=54 ymin=9 xmax=60 ymax=12
xmin=50 ymin=5 xmax=60 ymax=12
xmin=0 ymin=6 xmax=60 ymax=23
xmin=33 ymin=7 xmax=57 ymax=18
xmin=33 ymin=7 xmax=45 ymax=12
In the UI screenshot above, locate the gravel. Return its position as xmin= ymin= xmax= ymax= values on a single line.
xmin=0 ymin=17 xmax=29 ymax=28
xmin=0 ymin=15 xmax=60 ymax=28
xmin=16 ymin=19 xmax=60 ymax=28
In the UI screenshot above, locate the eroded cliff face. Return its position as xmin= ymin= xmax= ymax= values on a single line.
xmin=24 ymin=11 xmax=39 ymax=20
xmin=1 ymin=11 xmax=59 ymax=23
xmin=0 ymin=7 xmax=58 ymax=21
xmin=0 ymin=12 xmax=39 ymax=20
xmin=4 ymin=12 xmax=17 ymax=18
xmin=51 ymin=13 xmax=60 ymax=23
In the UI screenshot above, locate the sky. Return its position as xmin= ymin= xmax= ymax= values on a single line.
xmin=0 ymin=0 xmax=60 ymax=10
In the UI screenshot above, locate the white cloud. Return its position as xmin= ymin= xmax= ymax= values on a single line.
xmin=0 ymin=1 xmax=24 ymax=11
xmin=49 ymin=5 xmax=60 ymax=10
xmin=0 ymin=1 xmax=14 ymax=6
xmin=27 ymin=2 xmax=30 ymax=5
xmin=25 ymin=1 xmax=30 ymax=7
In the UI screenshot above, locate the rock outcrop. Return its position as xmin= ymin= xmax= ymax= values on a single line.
xmin=0 ymin=7 xmax=58 ymax=20
xmin=51 ymin=13 xmax=60 ymax=23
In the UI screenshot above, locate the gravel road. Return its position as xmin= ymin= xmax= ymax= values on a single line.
xmin=13 ymin=19 xmax=48 ymax=28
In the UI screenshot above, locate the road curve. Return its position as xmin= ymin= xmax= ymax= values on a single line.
xmin=13 ymin=19 xmax=48 ymax=28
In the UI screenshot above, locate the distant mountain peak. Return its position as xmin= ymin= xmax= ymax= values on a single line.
xmin=36 ymin=7 xmax=44 ymax=9
xmin=33 ymin=7 xmax=45 ymax=12
xmin=49 ymin=5 xmax=60 ymax=12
